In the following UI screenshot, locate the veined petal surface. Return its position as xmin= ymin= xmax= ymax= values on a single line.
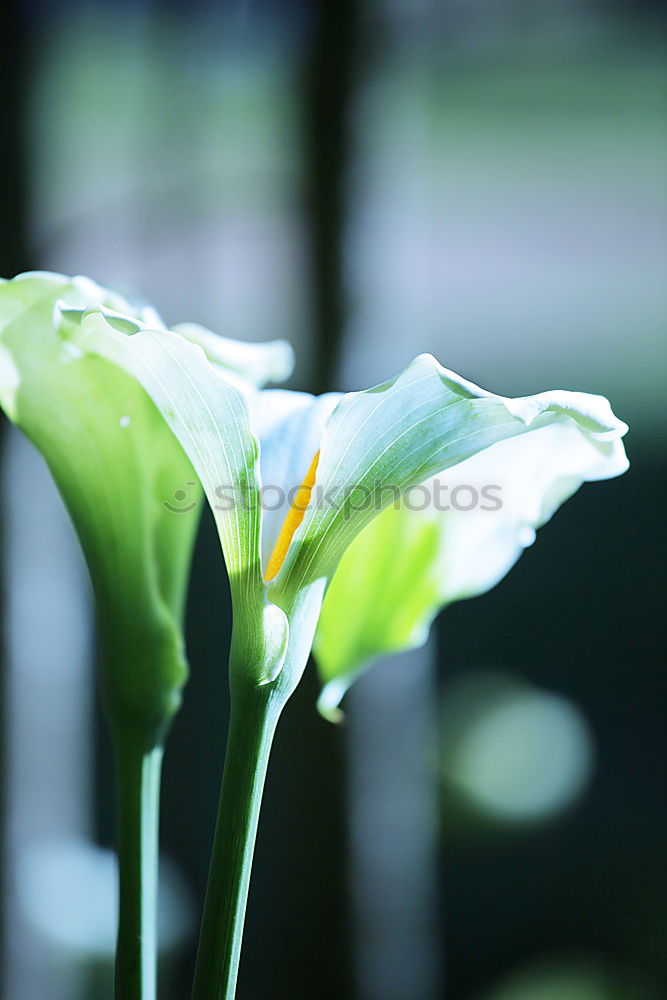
xmin=272 ymin=354 xmax=627 ymax=605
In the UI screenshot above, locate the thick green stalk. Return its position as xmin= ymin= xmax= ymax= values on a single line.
xmin=191 ymin=681 xmax=284 ymax=1000
xmin=113 ymin=735 xmax=163 ymax=1000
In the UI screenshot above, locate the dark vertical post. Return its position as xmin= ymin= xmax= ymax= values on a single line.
xmin=302 ymin=0 xmax=358 ymax=393
xmin=0 ymin=0 xmax=29 ymax=985
xmin=0 ymin=0 xmax=29 ymax=278
xmin=240 ymin=3 xmax=360 ymax=996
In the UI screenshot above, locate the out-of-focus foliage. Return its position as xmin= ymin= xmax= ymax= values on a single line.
xmin=480 ymin=957 xmax=662 ymax=1000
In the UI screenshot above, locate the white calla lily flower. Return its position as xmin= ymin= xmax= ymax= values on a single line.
xmin=69 ymin=308 xmax=628 ymax=705
xmin=0 ymin=271 xmax=292 ymax=734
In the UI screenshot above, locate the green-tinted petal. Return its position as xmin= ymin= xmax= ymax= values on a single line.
xmin=0 ymin=273 xmax=198 ymax=740
xmin=70 ymin=305 xmax=288 ymax=684
xmin=0 ymin=270 xmax=294 ymax=726
xmin=314 ymin=498 xmax=442 ymax=719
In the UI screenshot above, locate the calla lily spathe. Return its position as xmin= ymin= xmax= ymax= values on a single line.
xmin=0 ymin=272 xmax=293 ymax=738
xmin=67 ymin=304 xmax=628 ymax=707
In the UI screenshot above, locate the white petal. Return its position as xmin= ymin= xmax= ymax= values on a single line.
xmin=427 ymin=417 xmax=627 ymax=603
xmin=272 ymin=354 xmax=628 ymax=598
xmin=173 ymin=322 xmax=294 ymax=387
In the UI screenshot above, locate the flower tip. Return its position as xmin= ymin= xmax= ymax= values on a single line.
xmin=316 ymin=678 xmax=350 ymax=724
xmin=413 ymin=351 xmax=439 ymax=368
xmin=316 ymin=693 xmax=346 ymax=725
xmin=608 ymin=413 xmax=630 ymax=440
xmin=80 ymin=304 xmax=143 ymax=336
xmin=270 ymin=339 xmax=296 ymax=384
xmin=53 ymin=298 xmax=73 ymax=322
xmin=409 ymin=352 xmax=452 ymax=382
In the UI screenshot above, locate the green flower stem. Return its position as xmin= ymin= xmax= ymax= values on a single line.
xmin=191 ymin=678 xmax=285 ymax=1000
xmin=113 ymin=734 xmax=163 ymax=1000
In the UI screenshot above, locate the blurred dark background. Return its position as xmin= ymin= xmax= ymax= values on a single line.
xmin=1 ymin=1 xmax=665 ymax=998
